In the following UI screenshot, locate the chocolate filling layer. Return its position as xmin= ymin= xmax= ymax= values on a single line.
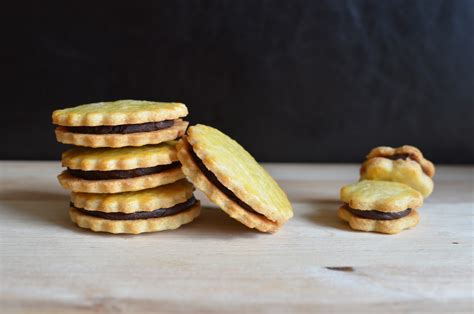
xmin=68 ymin=161 xmax=181 ymax=180
xmin=64 ymin=120 xmax=174 ymax=134
xmin=343 ymin=204 xmax=412 ymax=220
xmin=189 ymin=147 xmax=264 ymax=217
xmin=387 ymin=153 xmax=412 ymax=161
xmin=73 ymin=196 xmax=196 ymax=220
xmin=385 ymin=153 xmax=430 ymax=175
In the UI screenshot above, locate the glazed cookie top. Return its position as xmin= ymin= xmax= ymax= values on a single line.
xmin=360 ymin=157 xmax=434 ymax=198
xmin=340 ymin=180 xmax=423 ymax=212
xmin=71 ymin=179 xmax=194 ymax=213
xmin=52 ymin=100 xmax=188 ymax=126
xmin=187 ymin=124 xmax=293 ymax=222
xmin=62 ymin=141 xmax=178 ymax=171
xmin=366 ymin=145 xmax=435 ymax=177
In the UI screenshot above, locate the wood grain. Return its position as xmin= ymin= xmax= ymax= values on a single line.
xmin=0 ymin=161 xmax=472 ymax=313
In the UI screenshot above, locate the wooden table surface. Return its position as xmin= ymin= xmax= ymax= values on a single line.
xmin=0 ymin=161 xmax=472 ymax=313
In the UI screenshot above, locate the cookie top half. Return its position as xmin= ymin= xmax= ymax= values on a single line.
xmin=360 ymin=157 xmax=434 ymax=198
xmin=71 ymin=179 xmax=194 ymax=213
xmin=187 ymin=124 xmax=293 ymax=223
xmin=340 ymin=180 xmax=423 ymax=212
xmin=52 ymin=100 xmax=188 ymax=126
xmin=366 ymin=145 xmax=435 ymax=177
xmin=62 ymin=141 xmax=178 ymax=171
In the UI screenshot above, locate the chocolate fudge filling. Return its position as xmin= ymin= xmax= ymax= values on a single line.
xmin=68 ymin=161 xmax=181 ymax=180
xmin=343 ymin=204 xmax=412 ymax=220
xmin=63 ymin=120 xmax=174 ymax=134
xmin=189 ymin=146 xmax=264 ymax=217
xmin=386 ymin=153 xmax=412 ymax=161
xmin=384 ymin=153 xmax=429 ymax=175
xmin=73 ymin=196 xmax=196 ymax=220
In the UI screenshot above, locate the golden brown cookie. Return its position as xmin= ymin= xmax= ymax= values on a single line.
xmin=52 ymin=100 xmax=189 ymax=147
xmin=55 ymin=120 xmax=188 ymax=148
xmin=338 ymin=180 xmax=423 ymax=234
xmin=360 ymin=157 xmax=434 ymax=197
xmin=365 ymin=145 xmax=435 ymax=177
xmin=58 ymin=142 xmax=184 ymax=193
xmin=178 ymin=139 xmax=280 ymax=232
xmin=69 ymin=200 xmax=201 ymax=234
xmin=338 ymin=206 xmax=419 ymax=234
xmin=58 ymin=167 xmax=184 ymax=193
xmin=71 ymin=179 xmax=194 ymax=213
xmin=177 ymin=124 xmax=293 ymax=233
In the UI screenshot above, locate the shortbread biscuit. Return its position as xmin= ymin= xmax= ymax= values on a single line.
xmin=178 ymin=138 xmax=280 ymax=233
xmin=52 ymin=100 xmax=188 ymax=126
xmin=55 ymin=120 xmax=188 ymax=148
xmin=62 ymin=141 xmax=178 ymax=171
xmin=339 ymin=180 xmax=422 ymax=234
xmin=71 ymin=179 xmax=194 ymax=213
xmin=338 ymin=206 xmax=419 ymax=234
xmin=69 ymin=201 xmax=201 ymax=234
xmin=365 ymin=145 xmax=435 ymax=177
xmin=177 ymin=124 xmax=293 ymax=232
xmin=361 ymin=157 xmax=434 ymax=197
xmin=58 ymin=167 xmax=184 ymax=193
xmin=341 ymin=180 xmax=423 ymax=212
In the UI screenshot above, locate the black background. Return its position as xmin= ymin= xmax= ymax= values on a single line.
xmin=2 ymin=1 xmax=473 ymax=163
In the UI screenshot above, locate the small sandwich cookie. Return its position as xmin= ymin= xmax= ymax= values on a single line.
xmin=177 ymin=124 xmax=293 ymax=233
xmin=58 ymin=142 xmax=184 ymax=193
xmin=338 ymin=180 xmax=423 ymax=234
xmin=360 ymin=145 xmax=435 ymax=197
xmin=52 ymin=100 xmax=189 ymax=147
xmin=69 ymin=180 xmax=201 ymax=234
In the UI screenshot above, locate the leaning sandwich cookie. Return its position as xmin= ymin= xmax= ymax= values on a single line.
xmin=58 ymin=142 xmax=185 ymax=193
xmin=177 ymin=124 xmax=293 ymax=233
xmin=338 ymin=180 xmax=423 ymax=234
xmin=69 ymin=180 xmax=201 ymax=234
xmin=360 ymin=145 xmax=435 ymax=197
xmin=52 ymin=100 xmax=189 ymax=148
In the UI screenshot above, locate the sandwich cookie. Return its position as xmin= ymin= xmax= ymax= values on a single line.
xmin=52 ymin=100 xmax=189 ymax=147
xmin=177 ymin=124 xmax=293 ymax=233
xmin=338 ymin=180 xmax=423 ymax=234
xmin=58 ymin=142 xmax=184 ymax=193
xmin=69 ymin=180 xmax=201 ymax=234
xmin=360 ymin=145 xmax=435 ymax=197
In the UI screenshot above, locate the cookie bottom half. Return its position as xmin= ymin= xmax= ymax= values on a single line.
xmin=338 ymin=206 xmax=419 ymax=234
xmin=177 ymin=139 xmax=280 ymax=233
xmin=55 ymin=120 xmax=188 ymax=148
xmin=69 ymin=201 xmax=201 ymax=234
xmin=58 ymin=167 xmax=185 ymax=193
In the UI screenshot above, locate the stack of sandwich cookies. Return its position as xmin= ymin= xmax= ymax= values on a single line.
xmin=52 ymin=100 xmax=201 ymax=234
xmin=360 ymin=145 xmax=435 ymax=197
xmin=58 ymin=142 xmax=185 ymax=193
xmin=52 ymin=100 xmax=188 ymax=148
xmin=177 ymin=124 xmax=293 ymax=233
xmin=339 ymin=180 xmax=423 ymax=234
xmin=69 ymin=180 xmax=200 ymax=234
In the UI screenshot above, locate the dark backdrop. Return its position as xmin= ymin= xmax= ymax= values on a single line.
xmin=2 ymin=1 xmax=473 ymax=163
